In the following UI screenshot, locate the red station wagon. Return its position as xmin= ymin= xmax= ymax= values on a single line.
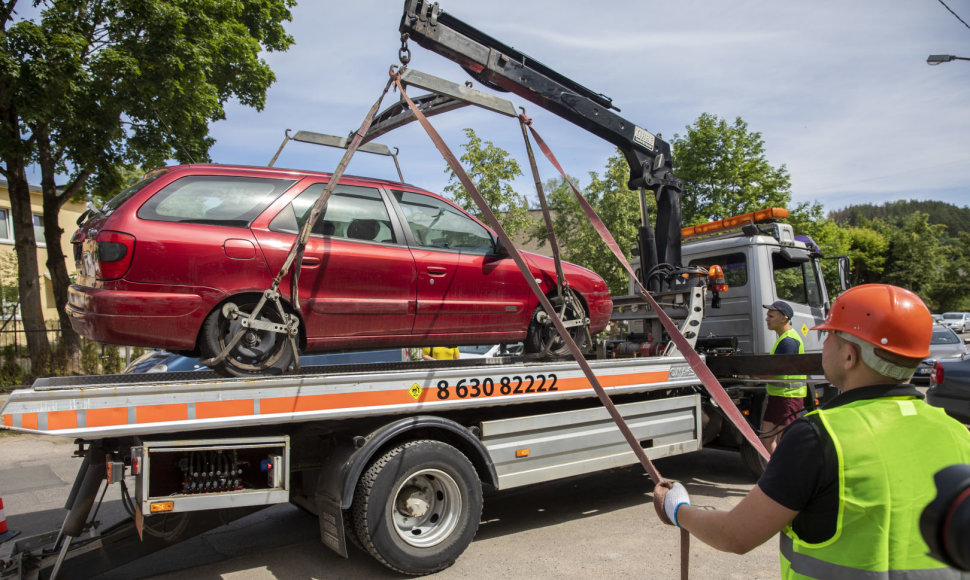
xmin=68 ymin=165 xmax=612 ymax=375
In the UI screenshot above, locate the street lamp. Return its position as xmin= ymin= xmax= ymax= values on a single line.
xmin=927 ymin=54 xmax=970 ymax=65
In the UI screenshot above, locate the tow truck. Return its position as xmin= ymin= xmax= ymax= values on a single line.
xmin=0 ymin=1 xmax=844 ymax=577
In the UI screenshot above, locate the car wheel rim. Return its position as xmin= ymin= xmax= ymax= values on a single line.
xmin=390 ymin=468 xmax=462 ymax=548
xmin=221 ymin=306 xmax=287 ymax=371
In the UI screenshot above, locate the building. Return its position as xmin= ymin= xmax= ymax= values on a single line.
xmin=0 ymin=178 xmax=87 ymax=326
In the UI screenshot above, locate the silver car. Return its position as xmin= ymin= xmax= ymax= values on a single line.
xmin=941 ymin=312 xmax=970 ymax=334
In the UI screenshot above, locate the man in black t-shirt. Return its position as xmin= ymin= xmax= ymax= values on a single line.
xmin=653 ymin=285 xmax=970 ymax=577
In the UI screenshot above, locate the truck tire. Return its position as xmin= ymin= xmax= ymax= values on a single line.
xmin=740 ymin=441 xmax=768 ymax=477
xmin=524 ymin=292 xmax=588 ymax=356
xmin=200 ymin=299 xmax=294 ymax=377
xmin=351 ymin=440 xmax=482 ymax=575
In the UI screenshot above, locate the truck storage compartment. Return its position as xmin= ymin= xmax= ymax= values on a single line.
xmin=133 ymin=436 xmax=289 ymax=515
xmin=480 ymin=394 xmax=700 ymax=488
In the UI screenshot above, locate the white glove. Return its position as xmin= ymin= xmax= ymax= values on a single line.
xmin=664 ymin=482 xmax=691 ymax=527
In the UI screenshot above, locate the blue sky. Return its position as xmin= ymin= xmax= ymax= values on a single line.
xmin=26 ymin=0 xmax=970 ymax=214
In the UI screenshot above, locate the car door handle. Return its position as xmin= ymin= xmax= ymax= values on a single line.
xmin=301 ymin=257 xmax=321 ymax=268
xmin=426 ymin=266 xmax=448 ymax=277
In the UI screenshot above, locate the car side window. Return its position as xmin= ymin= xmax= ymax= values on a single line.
xmin=137 ymin=175 xmax=295 ymax=227
xmin=269 ymin=183 xmax=396 ymax=243
xmin=391 ymin=189 xmax=494 ymax=254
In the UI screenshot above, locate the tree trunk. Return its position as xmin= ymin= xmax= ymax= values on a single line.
xmin=1 ymin=109 xmax=51 ymax=377
xmin=36 ymin=127 xmax=84 ymax=366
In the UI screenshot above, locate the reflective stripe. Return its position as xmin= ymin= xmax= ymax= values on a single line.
xmin=781 ymin=524 xmax=968 ymax=579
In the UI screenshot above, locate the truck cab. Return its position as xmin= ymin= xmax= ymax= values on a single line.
xmin=624 ymin=208 xmax=848 ymax=356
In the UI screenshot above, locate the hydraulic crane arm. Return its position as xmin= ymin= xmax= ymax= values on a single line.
xmin=399 ymin=0 xmax=684 ymax=277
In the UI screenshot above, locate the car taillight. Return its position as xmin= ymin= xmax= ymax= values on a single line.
xmin=931 ymin=361 xmax=944 ymax=385
xmin=97 ymin=231 xmax=135 ymax=280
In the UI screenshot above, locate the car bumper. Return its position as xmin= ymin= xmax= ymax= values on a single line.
xmin=587 ymin=293 xmax=613 ymax=334
xmin=67 ymin=284 xmax=213 ymax=350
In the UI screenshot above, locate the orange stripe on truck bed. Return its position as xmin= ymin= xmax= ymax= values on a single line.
xmin=196 ymin=399 xmax=254 ymax=419
xmin=87 ymin=407 xmax=129 ymax=428
xmin=136 ymin=404 xmax=188 ymax=424
xmin=47 ymin=410 xmax=78 ymax=430
xmin=261 ymin=390 xmax=397 ymax=415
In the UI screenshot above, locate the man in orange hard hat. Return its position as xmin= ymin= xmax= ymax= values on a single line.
xmin=654 ymin=284 xmax=970 ymax=578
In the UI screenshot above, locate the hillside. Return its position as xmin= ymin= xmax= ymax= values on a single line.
xmin=829 ymin=199 xmax=970 ymax=237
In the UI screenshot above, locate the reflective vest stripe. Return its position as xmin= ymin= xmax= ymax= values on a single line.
xmin=781 ymin=534 xmax=967 ymax=579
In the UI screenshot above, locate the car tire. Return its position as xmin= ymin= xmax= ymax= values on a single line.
xmin=523 ymin=291 xmax=589 ymax=357
xmin=351 ymin=440 xmax=482 ymax=575
xmin=200 ymin=299 xmax=295 ymax=377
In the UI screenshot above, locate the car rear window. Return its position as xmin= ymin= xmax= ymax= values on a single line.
xmin=101 ymin=172 xmax=167 ymax=216
xmin=943 ymin=313 xmax=965 ymax=320
xmin=932 ymin=327 xmax=961 ymax=345
xmin=137 ymin=175 xmax=296 ymax=227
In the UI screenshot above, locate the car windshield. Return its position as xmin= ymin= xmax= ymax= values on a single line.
xmin=932 ymin=326 xmax=961 ymax=345
xmin=943 ymin=313 xmax=964 ymax=320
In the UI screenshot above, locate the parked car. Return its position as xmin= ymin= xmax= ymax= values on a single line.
xmin=69 ymin=165 xmax=612 ymax=376
xmin=458 ymin=343 xmax=524 ymax=359
xmin=124 ymin=348 xmax=407 ymax=374
xmin=927 ymin=353 xmax=970 ymax=424
xmin=941 ymin=312 xmax=970 ymax=334
xmin=913 ymin=325 xmax=970 ymax=385
xmin=932 ymin=314 xmax=944 ymax=324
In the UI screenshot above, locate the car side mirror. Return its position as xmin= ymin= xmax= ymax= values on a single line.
xmin=492 ymin=236 xmax=510 ymax=257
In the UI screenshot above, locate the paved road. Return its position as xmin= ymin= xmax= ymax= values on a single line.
xmin=0 ymin=432 xmax=779 ymax=579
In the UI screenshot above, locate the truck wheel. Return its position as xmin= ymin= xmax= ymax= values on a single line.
xmin=524 ymin=292 xmax=588 ymax=356
xmin=351 ymin=440 xmax=482 ymax=575
xmin=200 ymin=300 xmax=294 ymax=377
xmin=740 ymin=442 xmax=768 ymax=477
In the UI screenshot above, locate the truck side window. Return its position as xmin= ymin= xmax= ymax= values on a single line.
xmin=688 ymin=253 xmax=747 ymax=288
xmin=772 ymin=252 xmax=823 ymax=307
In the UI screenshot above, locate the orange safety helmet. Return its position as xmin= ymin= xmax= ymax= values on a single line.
xmin=812 ymin=284 xmax=932 ymax=360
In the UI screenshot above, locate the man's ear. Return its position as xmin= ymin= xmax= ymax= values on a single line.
xmin=843 ymin=341 xmax=861 ymax=371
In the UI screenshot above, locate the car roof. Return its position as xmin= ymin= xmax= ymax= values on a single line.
xmin=159 ymin=163 xmax=428 ymax=191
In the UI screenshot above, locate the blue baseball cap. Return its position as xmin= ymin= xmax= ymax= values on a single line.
xmin=763 ymin=300 xmax=794 ymax=320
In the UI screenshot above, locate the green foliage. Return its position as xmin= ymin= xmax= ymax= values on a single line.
xmin=671 ymin=113 xmax=793 ymax=225
xmin=533 ymin=152 xmax=647 ymax=295
xmin=0 ymin=253 xmax=18 ymax=327
xmin=444 ymin=128 xmax=532 ymax=236
xmin=0 ymin=345 xmax=26 ymax=388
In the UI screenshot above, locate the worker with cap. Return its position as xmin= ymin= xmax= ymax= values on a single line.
xmin=761 ymin=300 xmax=807 ymax=454
xmin=654 ymin=284 xmax=970 ymax=578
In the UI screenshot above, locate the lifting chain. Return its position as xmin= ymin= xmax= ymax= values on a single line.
xmin=399 ymin=33 xmax=411 ymax=65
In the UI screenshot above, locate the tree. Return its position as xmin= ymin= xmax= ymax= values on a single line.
xmin=533 ymin=151 xmax=648 ymax=295
xmin=443 ymin=128 xmax=532 ymax=237
xmin=1 ymin=0 xmax=294 ymax=375
xmin=881 ymin=213 xmax=949 ymax=302
xmin=671 ymin=113 xmax=792 ymax=225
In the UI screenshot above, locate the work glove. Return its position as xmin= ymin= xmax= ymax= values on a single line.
xmin=653 ymin=481 xmax=690 ymax=527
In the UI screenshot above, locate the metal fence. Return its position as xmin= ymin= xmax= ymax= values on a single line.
xmin=0 ymin=320 xmax=138 ymax=386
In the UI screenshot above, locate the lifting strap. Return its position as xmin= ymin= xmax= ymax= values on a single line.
xmin=394 ymin=69 xmax=697 ymax=578
xmin=520 ymin=119 xmax=770 ymax=464
xmin=392 ymin=69 xmax=669 ymax=484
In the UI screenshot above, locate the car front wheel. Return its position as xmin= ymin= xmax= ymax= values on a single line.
xmin=523 ymin=291 xmax=589 ymax=356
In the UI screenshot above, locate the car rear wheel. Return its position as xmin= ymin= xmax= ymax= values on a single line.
xmin=523 ymin=291 xmax=588 ymax=356
xmin=200 ymin=299 xmax=294 ymax=377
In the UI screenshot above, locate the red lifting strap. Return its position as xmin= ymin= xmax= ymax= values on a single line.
xmin=392 ymin=71 xmax=669 ymax=485
xmin=521 ymin=119 xmax=770 ymax=463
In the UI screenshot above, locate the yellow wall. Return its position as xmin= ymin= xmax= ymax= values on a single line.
xmin=0 ymin=179 xmax=86 ymax=324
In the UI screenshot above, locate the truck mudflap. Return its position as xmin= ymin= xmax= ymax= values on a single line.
xmin=0 ymin=357 xmax=699 ymax=438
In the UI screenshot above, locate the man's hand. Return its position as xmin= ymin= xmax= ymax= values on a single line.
xmin=654 ymin=481 xmax=690 ymax=527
